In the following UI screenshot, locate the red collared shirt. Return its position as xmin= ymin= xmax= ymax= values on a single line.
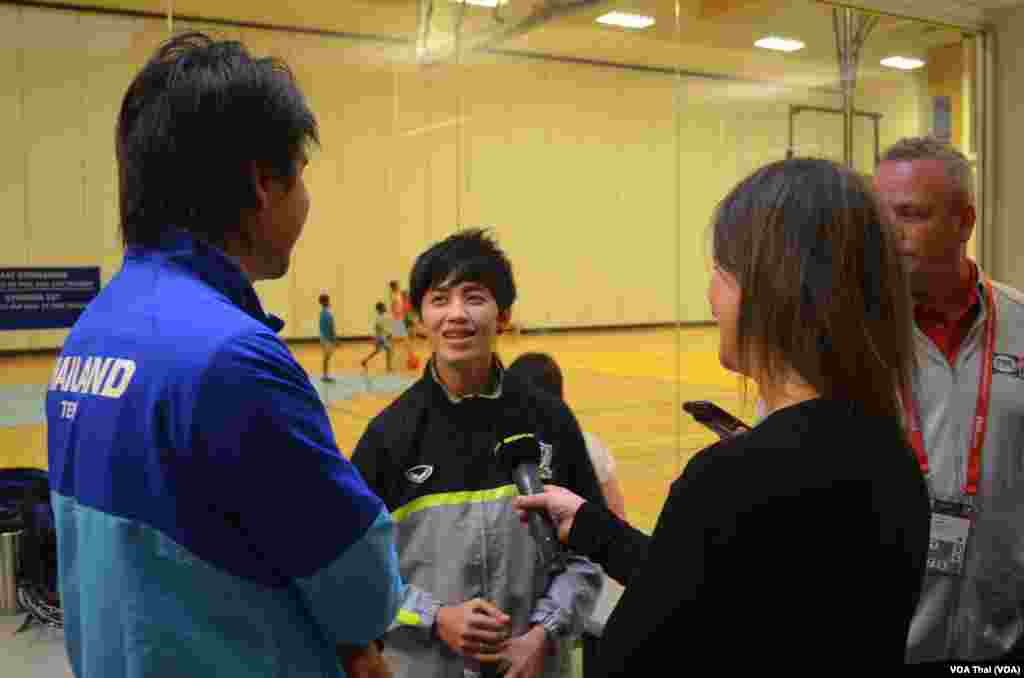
xmin=914 ymin=262 xmax=980 ymax=366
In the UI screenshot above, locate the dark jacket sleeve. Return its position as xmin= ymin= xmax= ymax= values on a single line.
xmin=576 ymin=446 xmax=725 ymax=678
xmin=568 ymin=501 xmax=650 ymax=587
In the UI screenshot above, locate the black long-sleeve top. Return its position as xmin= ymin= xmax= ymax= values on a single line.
xmin=568 ymin=398 xmax=931 ymax=673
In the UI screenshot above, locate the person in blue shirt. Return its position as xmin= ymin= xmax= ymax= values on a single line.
xmin=320 ymin=293 xmax=339 ymax=382
xmin=45 ymin=32 xmax=402 ymax=678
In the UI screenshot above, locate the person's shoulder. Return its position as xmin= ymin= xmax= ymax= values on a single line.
xmin=672 ymin=402 xmax=823 ymax=487
xmin=992 ymin=279 xmax=1024 ymax=311
xmin=504 ymin=372 xmax=570 ymax=417
xmin=666 ymin=437 xmax=742 ymax=507
xmin=668 ymin=421 xmax=813 ymax=511
xmin=744 ymin=399 xmax=908 ymax=474
xmin=198 ymin=326 xmax=307 ymax=392
xmin=679 ymin=433 xmax=747 ymax=476
xmin=81 ymin=263 xmax=265 ymax=348
xmin=365 ymin=375 xmax=430 ymax=433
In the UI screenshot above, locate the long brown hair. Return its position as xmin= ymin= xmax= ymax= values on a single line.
xmin=711 ymin=158 xmax=913 ymax=422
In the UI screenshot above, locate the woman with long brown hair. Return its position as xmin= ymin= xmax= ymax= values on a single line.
xmin=514 ymin=158 xmax=931 ymax=672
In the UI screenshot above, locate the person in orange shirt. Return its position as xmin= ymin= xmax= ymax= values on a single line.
xmin=389 ymin=280 xmax=419 ymax=369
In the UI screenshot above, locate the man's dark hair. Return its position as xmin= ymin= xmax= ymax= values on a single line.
xmin=375 ymin=301 xmax=387 ymax=314
xmin=318 ymin=294 xmax=329 ymax=307
xmin=409 ymin=228 xmax=516 ymax=313
xmin=116 ymin=32 xmax=319 ymax=249
xmin=507 ymin=353 xmax=564 ymax=400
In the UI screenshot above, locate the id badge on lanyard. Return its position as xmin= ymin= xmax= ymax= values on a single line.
xmin=904 ymin=277 xmax=997 ymax=578
xmin=927 ymin=499 xmax=973 ymax=576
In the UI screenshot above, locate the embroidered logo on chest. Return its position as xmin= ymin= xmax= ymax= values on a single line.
xmin=406 ymin=465 xmax=434 ymax=485
xmin=538 ymin=441 xmax=554 ymax=480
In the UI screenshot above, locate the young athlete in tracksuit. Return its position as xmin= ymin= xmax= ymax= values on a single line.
xmin=353 ymin=229 xmax=605 ymax=678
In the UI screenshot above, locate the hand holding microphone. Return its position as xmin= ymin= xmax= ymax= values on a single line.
xmin=496 ymin=434 xmax=569 ymax=573
xmin=511 ymin=486 xmax=585 ymax=544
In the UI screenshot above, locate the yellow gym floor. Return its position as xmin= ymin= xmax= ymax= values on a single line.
xmin=0 ymin=326 xmax=754 ymax=533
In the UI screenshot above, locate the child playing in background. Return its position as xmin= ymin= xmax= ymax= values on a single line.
xmin=318 ymin=293 xmax=337 ymax=383
xmin=361 ymin=302 xmax=393 ymax=372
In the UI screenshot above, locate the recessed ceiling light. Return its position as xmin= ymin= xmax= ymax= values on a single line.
xmin=880 ymin=56 xmax=926 ymax=70
xmin=595 ymin=12 xmax=656 ymax=29
xmin=455 ymin=0 xmax=508 ymax=7
xmin=754 ymin=37 xmax=805 ymax=52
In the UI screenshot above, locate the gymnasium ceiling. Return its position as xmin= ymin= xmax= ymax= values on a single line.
xmin=24 ymin=1 xmax=971 ymax=89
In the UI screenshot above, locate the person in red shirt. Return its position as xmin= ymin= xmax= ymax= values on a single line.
xmin=389 ymin=280 xmax=419 ymax=369
xmin=875 ymin=139 xmax=981 ymax=367
xmin=875 ymin=137 xmax=1024 ymax=663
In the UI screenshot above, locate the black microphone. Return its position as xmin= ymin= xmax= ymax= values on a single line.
xmin=495 ymin=434 xmax=565 ymax=574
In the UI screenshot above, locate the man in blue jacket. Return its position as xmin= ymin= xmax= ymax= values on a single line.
xmin=45 ymin=32 xmax=401 ymax=678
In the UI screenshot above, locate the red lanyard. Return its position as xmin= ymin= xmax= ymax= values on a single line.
xmin=903 ymin=277 xmax=997 ymax=497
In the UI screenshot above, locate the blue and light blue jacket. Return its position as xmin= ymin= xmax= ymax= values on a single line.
xmin=46 ymin=229 xmax=402 ymax=677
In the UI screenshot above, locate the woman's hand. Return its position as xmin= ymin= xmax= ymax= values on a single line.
xmin=511 ymin=485 xmax=586 ymax=543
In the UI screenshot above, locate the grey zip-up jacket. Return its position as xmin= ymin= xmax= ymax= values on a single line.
xmin=906 ymin=271 xmax=1024 ymax=662
xmin=352 ymin=361 xmax=604 ymax=677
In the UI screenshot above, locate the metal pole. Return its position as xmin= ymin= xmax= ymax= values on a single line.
xmin=873 ymin=115 xmax=880 ymax=170
xmin=788 ymin=108 xmax=795 ymax=159
xmin=833 ymin=8 xmax=879 ymax=170
xmin=789 ymin=105 xmax=882 ymax=166
xmin=843 ymin=9 xmax=854 ymax=168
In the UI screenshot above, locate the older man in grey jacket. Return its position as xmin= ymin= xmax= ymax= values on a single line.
xmin=876 ymin=137 xmax=1024 ymax=662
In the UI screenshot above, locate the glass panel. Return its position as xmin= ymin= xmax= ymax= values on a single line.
xmin=817 ymin=2 xmax=979 ymax=246
xmin=440 ymin=2 xmax=686 ymax=535
xmin=0 ymin=0 xmax=983 ymax=580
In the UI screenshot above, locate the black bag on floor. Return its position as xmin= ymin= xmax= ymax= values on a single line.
xmin=0 ymin=468 xmax=61 ymax=629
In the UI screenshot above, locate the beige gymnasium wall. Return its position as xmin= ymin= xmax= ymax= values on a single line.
xmin=0 ymin=3 xmax=923 ymax=350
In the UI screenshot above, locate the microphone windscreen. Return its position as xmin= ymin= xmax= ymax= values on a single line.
xmin=495 ymin=433 xmax=541 ymax=472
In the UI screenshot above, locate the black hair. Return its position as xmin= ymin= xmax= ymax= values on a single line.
xmin=375 ymin=301 xmax=387 ymax=314
xmin=116 ymin=32 xmax=319 ymax=249
xmin=409 ymin=228 xmax=516 ymax=313
xmin=506 ymin=352 xmax=564 ymax=400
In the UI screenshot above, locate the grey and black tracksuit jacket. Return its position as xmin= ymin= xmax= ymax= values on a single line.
xmin=352 ymin=361 xmax=605 ymax=677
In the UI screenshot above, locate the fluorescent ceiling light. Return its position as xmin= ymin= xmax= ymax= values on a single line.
xmin=754 ymin=37 xmax=805 ymax=52
xmin=880 ymin=56 xmax=925 ymax=70
xmin=455 ymin=0 xmax=508 ymax=7
xmin=595 ymin=12 xmax=656 ymax=29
